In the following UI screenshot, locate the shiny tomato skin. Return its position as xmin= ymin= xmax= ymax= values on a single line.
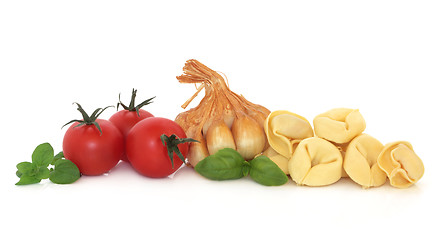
xmin=63 ymin=119 xmax=124 ymax=176
xmin=109 ymin=109 xmax=154 ymax=162
xmin=126 ymin=117 xmax=189 ymax=178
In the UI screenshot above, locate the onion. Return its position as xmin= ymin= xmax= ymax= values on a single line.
xmin=231 ymin=115 xmax=266 ymax=160
xmin=185 ymin=126 xmax=209 ymax=167
xmin=206 ymin=120 xmax=236 ymax=155
xmin=175 ymin=59 xmax=270 ymax=166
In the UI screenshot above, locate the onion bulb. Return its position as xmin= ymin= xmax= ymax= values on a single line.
xmin=231 ymin=115 xmax=266 ymax=160
xmin=186 ymin=128 xmax=209 ymax=167
xmin=206 ymin=119 xmax=236 ymax=155
xmin=175 ymin=59 xmax=270 ymax=166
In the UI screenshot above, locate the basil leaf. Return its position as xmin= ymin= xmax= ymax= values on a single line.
xmin=194 ymin=148 xmax=246 ymax=180
xmin=32 ymin=143 xmax=54 ymax=167
xmin=16 ymin=174 xmax=41 ymax=185
xmin=249 ymin=156 xmax=288 ymax=186
xmin=49 ymin=159 xmax=80 ymax=184
xmin=51 ymin=151 xmax=64 ymax=165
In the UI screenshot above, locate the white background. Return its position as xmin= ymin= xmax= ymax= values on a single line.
xmin=1 ymin=1 xmax=443 ymax=239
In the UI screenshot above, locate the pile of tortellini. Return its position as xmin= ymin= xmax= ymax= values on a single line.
xmin=259 ymin=108 xmax=425 ymax=189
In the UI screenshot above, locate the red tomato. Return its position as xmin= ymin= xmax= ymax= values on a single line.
xmin=63 ymin=119 xmax=124 ymax=176
xmin=109 ymin=109 xmax=153 ymax=162
xmin=126 ymin=117 xmax=190 ymax=178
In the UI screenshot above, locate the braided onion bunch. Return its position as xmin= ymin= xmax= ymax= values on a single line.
xmin=175 ymin=59 xmax=270 ymax=167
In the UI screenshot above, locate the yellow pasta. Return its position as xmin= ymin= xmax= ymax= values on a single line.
xmin=313 ymin=108 xmax=366 ymax=144
xmin=264 ymin=110 xmax=314 ymax=158
xmin=343 ymin=134 xmax=386 ymax=188
xmin=377 ymin=141 xmax=424 ymax=188
xmin=288 ymin=137 xmax=342 ymax=186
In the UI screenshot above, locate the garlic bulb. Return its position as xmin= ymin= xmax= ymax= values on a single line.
xmin=175 ymin=60 xmax=270 ymax=166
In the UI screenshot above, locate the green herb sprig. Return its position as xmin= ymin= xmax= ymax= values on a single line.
xmin=15 ymin=143 xmax=81 ymax=185
xmin=194 ymin=148 xmax=288 ymax=186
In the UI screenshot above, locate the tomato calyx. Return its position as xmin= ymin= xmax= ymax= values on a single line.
xmin=62 ymin=102 xmax=113 ymax=135
xmin=117 ymin=88 xmax=155 ymax=117
xmin=160 ymin=134 xmax=199 ymax=168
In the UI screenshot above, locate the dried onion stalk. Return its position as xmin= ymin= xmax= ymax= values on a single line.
xmin=175 ymin=59 xmax=270 ymax=166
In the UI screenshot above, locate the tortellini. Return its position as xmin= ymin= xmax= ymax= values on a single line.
xmin=264 ymin=110 xmax=314 ymax=158
xmin=313 ymin=108 xmax=366 ymax=144
xmin=377 ymin=141 xmax=424 ymax=188
xmin=344 ymin=134 xmax=386 ymax=188
xmin=288 ymin=137 xmax=343 ymax=186
xmin=263 ymin=107 xmax=425 ymax=189
xmin=333 ymin=142 xmax=349 ymax=178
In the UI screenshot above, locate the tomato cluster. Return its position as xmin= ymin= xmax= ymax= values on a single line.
xmin=62 ymin=89 xmax=192 ymax=178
